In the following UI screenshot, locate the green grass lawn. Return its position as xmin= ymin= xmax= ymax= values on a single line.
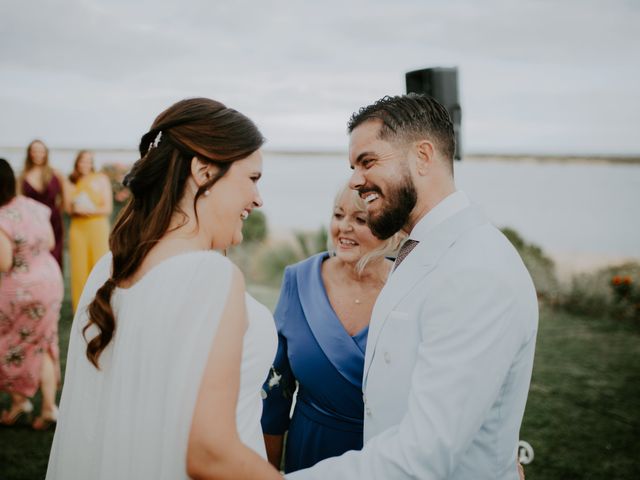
xmin=1 ymin=284 xmax=638 ymax=479
xmin=519 ymin=309 xmax=640 ymax=479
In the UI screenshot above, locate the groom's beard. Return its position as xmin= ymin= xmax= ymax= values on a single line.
xmin=367 ymin=173 xmax=417 ymax=240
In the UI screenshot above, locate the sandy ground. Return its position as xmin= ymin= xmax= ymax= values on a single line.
xmin=549 ymin=251 xmax=639 ymax=282
xmin=267 ymin=228 xmax=639 ymax=283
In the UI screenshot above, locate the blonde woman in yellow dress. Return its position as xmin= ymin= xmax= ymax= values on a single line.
xmin=66 ymin=150 xmax=112 ymax=311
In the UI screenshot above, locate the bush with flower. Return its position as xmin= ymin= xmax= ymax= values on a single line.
xmin=610 ymin=274 xmax=640 ymax=320
xmin=100 ymin=162 xmax=131 ymax=220
xmin=501 ymin=227 xmax=559 ymax=302
xmin=562 ymin=263 xmax=640 ymax=322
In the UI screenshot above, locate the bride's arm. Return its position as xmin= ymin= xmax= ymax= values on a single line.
xmin=187 ymin=265 xmax=282 ymax=480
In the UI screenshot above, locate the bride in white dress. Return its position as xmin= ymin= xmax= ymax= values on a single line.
xmin=46 ymin=98 xmax=283 ymax=479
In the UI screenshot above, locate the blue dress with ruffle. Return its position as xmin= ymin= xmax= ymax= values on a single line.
xmin=261 ymin=252 xmax=367 ymax=473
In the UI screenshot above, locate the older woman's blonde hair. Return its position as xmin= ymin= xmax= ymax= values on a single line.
xmin=329 ymin=183 xmax=406 ymax=276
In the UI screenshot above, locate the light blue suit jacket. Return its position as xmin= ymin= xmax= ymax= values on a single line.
xmin=288 ymin=205 xmax=538 ymax=479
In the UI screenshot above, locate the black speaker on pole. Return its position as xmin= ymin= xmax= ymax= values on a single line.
xmin=405 ymin=67 xmax=462 ymax=160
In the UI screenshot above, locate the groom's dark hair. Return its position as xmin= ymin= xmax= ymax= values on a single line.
xmin=84 ymin=98 xmax=264 ymax=369
xmin=347 ymin=94 xmax=455 ymax=168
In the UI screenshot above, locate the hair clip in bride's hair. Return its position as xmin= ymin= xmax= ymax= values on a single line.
xmin=122 ymin=172 xmax=134 ymax=188
xmin=148 ymin=131 xmax=163 ymax=152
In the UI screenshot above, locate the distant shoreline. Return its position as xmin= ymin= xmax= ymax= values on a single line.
xmin=278 ymin=152 xmax=640 ymax=165
xmin=252 ymin=151 xmax=640 ymax=165
xmin=1 ymin=146 xmax=639 ymax=165
xmin=266 ymin=227 xmax=639 ymax=280
xmin=463 ymin=154 xmax=640 ymax=165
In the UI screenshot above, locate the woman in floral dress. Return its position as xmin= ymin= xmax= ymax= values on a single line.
xmin=0 ymin=158 xmax=64 ymax=429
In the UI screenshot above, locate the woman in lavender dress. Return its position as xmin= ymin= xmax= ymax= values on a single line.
xmin=19 ymin=139 xmax=65 ymax=270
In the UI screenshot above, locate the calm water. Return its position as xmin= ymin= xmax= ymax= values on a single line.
xmin=2 ymin=147 xmax=639 ymax=259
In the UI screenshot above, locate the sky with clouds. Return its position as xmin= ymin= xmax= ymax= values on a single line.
xmin=1 ymin=0 xmax=638 ymax=155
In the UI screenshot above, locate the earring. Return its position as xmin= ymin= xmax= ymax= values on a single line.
xmin=204 ymin=190 xmax=210 ymax=196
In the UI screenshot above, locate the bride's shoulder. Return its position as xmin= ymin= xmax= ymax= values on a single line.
xmin=187 ymin=253 xmax=248 ymax=316
xmin=87 ymin=252 xmax=113 ymax=286
xmin=190 ymin=250 xmax=234 ymax=270
xmin=187 ymin=250 xmax=242 ymax=285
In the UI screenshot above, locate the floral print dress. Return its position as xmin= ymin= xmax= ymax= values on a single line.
xmin=0 ymin=196 xmax=63 ymax=397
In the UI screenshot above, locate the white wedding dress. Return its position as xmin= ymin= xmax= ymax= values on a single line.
xmin=46 ymin=251 xmax=277 ymax=479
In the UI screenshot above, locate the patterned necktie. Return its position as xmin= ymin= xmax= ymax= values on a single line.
xmin=393 ymin=239 xmax=419 ymax=271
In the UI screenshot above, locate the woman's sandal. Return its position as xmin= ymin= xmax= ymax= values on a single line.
xmin=0 ymin=399 xmax=34 ymax=426
xmin=32 ymin=406 xmax=58 ymax=431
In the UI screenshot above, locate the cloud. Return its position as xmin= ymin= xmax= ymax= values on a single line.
xmin=0 ymin=0 xmax=638 ymax=153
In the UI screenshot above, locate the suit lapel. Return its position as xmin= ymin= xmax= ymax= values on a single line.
xmin=363 ymin=205 xmax=488 ymax=389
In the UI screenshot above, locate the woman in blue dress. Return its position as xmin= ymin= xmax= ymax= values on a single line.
xmin=261 ymin=185 xmax=404 ymax=473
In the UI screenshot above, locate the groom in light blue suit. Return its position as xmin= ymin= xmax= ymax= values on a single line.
xmin=288 ymin=94 xmax=538 ymax=479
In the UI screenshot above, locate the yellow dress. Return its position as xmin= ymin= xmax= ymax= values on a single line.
xmin=70 ymin=173 xmax=110 ymax=311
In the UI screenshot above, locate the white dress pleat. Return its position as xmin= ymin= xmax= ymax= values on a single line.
xmin=46 ymin=251 xmax=277 ymax=480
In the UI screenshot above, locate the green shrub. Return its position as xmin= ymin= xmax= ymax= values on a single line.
xmin=562 ymin=262 xmax=640 ymax=322
xmin=100 ymin=162 xmax=131 ymax=223
xmin=253 ymin=227 xmax=328 ymax=287
xmin=293 ymin=226 xmax=328 ymax=259
xmin=253 ymin=242 xmax=304 ymax=286
xmin=501 ymin=227 xmax=559 ymax=300
xmin=242 ymin=210 xmax=268 ymax=244
xmin=562 ymin=273 xmax=610 ymax=318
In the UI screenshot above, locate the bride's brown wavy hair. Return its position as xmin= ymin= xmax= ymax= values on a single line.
xmin=84 ymin=97 xmax=265 ymax=369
